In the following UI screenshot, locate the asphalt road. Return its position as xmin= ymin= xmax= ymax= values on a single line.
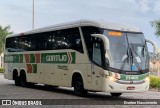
xmin=0 ymin=74 xmax=160 ymax=108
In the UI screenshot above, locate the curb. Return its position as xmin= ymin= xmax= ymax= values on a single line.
xmin=149 ymin=88 xmax=160 ymax=92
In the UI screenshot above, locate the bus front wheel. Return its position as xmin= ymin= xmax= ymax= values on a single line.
xmin=110 ymin=93 xmax=122 ymax=97
xmin=73 ymin=75 xmax=87 ymax=96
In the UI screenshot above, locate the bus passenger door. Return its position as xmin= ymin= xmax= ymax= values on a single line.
xmin=91 ymin=38 xmax=104 ymax=91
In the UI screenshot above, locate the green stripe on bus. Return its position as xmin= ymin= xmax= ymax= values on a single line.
xmin=119 ymin=73 xmax=149 ymax=80
xmin=4 ymin=54 xmax=23 ymax=63
xmin=30 ymin=54 xmax=35 ymax=63
xmin=71 ymin=52 xmax=76 ymax=64
xmin=4 ymin=52 xmax=76 ymax=64
xmin=109 ymin=72 xmax=149 ymax=80
xmin=32 ymin=64 xmax=37 ymax=73
xmin=19 ymin=54 xmax=23 ymax=63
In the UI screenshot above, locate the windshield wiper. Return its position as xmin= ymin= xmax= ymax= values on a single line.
xmin=143 ymin=43 xmax=149 ymax=68
xmin=120 ymin=45 xmax=142 ymax=72
xmin=130 ymin=45 xmax=142 ymax=72
xmin=119 ymin=47 xmax=130 ymax=72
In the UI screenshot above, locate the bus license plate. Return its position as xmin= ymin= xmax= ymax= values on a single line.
xmin=127 ymin=86 xmax=135 ymax=90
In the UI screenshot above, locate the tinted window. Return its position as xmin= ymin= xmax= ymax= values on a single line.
xmin=6 ymin=37 xmax=18 ymax=52
xmin=5 ymin=27 xmax=83 ymax=53
xmin=81 ymin=26 xmax=102 ymax=60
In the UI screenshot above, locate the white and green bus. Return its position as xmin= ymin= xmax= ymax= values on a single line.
xmin=4 ymin=20 xmax=152 ymax=96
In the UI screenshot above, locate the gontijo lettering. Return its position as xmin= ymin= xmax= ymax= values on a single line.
xmin=41 ymin=52 xmax=76 ymax=64
xmin=46 ymin=55 xmax=67 ymax=62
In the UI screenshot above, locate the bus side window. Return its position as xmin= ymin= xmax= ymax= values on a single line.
xmin=69 ymin=28 xmax=83 ymax=53
xmin=6 ymin=37 xmax=14 ymax=52
xmin=81 ymin=26 xmax=102 ymax=60
xmin=51 ymin=28 xmax=83 ymax=53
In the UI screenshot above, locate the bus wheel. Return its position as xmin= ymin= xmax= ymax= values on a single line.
xmin=14 ymin=74 xmax=20 ymax=86
xmin=20 ymin=72 xmax=27 ymax=87
xmin=110 ymin=93 xmax=122 ymax=97
xmin=27 ymin=82 xmax=35 ymax=87
xmin=73 ymin=75 xmax=87 ymax=96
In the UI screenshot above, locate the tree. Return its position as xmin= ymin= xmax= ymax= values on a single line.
xmin=0 ymin=25 xmax=13 ymax=53
xmin=151 ymin=20 xmax=160 ymax=37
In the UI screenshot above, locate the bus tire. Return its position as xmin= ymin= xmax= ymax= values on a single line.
xmin=110 ymin=93 xmax=122 ymax=97
xmin=73 ymin=75 xmax=87 ymax=96
xmin=13 ymin=70 xmax=20 ymax=86
xmin=27 ymin=82 xmax=35 ymax=87
xmin=20 ymin=72 xmax=27 ymax=87
xmin=14 ymin=74 xmax=20 ymax=86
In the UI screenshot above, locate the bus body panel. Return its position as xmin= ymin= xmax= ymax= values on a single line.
xmin=103 ymin=78 xmax=149 ymax=93
xmin=4 ymin=20 xmax=150 ymax=95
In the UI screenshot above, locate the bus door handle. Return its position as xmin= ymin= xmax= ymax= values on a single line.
xmin=92 ymin=71 xmax=95 ymax=74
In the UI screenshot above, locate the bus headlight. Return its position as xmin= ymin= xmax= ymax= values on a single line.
xmin=144 ymin=77 xmax=150 ymax=82
xmin=109 ymin=76 xmax=118 ymax=82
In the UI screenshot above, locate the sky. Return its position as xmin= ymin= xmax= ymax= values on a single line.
xmin=0 ymin=0 xmax=160 ymax=51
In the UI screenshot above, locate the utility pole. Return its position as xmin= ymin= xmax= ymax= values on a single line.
xmin=32 ymin=0 xmax=35 ymax=30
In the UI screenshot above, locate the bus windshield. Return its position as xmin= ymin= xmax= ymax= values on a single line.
xmin=104 ymin=30 xmax=149 ymax=72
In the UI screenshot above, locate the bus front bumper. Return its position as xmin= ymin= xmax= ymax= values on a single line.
xmin=103 ymin=78 xmax=149 ymax=93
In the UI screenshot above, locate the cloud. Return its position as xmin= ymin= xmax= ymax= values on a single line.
xmin=134 ymin=0 xmax=160 ymax=16
xmin=134 ymin=0 xmax=151 ymax=13
xmin=153 ymin=1 xmax=160 ymax=15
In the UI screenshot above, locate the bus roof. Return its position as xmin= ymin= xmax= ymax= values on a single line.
xmin=7 ymin=19 xmax=142 ymax=38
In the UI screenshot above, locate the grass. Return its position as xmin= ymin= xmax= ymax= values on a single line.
xmin=150 ymin=75 xmax=160 ymax=90
xmin=0 ymin=67 xmax=4 ymax=73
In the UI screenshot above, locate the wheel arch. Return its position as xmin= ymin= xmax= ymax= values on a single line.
xmin=71 ymin=70 xmax=84 ymax=87
xmin=19 ymin=69 xmax=27 ymax=82
xmin=12 ymin=68 xmax=19 ymax=80
xmin=19 ymin=69 xmax=27 ymax=77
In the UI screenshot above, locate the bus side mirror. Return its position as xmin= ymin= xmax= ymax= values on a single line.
xmin=91 ymin=34 xmax=109 ymax=51
xmin=91 ymin=34 xmax=110 ymax=69
xmin=146 ymin=39 xmax=158 ymax=55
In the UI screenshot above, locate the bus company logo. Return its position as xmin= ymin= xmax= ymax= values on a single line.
xmin=46 ymin=55 xmax=67 ymax=62
xmin=126 ymin=76 xmax=138 ymax=80
xmin=4 ymin=56 xmax=13 ymax=62
xmin=42 ymin=52 xmax=75 ymax=64
xmin=2 ymin=100 xmax=11 ymax=105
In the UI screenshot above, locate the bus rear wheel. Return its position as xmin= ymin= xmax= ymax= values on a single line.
xmin=110 ymin=93 xmax=122 ymax=97
xmin=73 ymin=75 xmax=87 ymax=96
xmin=20 ymin=72 xmax=27 ymax=87
xmin=14 ymin=75 xmax=20 ymax=86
